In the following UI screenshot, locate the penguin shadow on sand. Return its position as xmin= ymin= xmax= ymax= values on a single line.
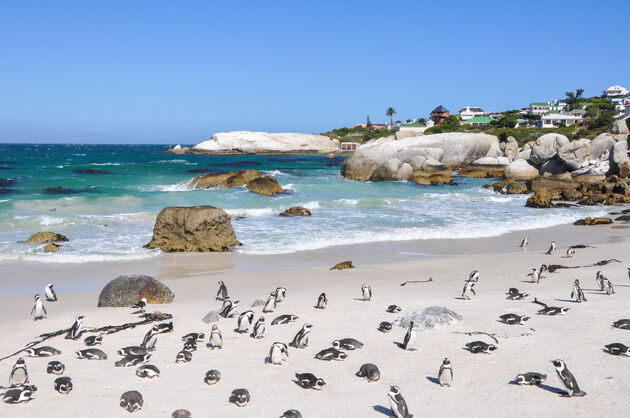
xmin=554 ymin=298 xmax=575 ymax=303
xmin=393 ymin=342 xmax=417 ymax=351
xmin=425 ymin=376 xmax=440 ymax=385
xmin=371 ymin=405 xmax=392 ymax=416
xmin=507 ymin=379 xmax=566 ymax=395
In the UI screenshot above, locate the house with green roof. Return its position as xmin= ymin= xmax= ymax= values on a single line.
xmin=463 ymin=116 xmax=496 ymax=126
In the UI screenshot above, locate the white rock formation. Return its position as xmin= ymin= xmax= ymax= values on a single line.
xmin=503 ymin=159 xmax=540 ymax=180
xmin=193 ymin=131 xmax=340 ymax=153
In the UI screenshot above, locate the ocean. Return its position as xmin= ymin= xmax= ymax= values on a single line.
xmin=0 ymin=143 xmax=607 ymax=263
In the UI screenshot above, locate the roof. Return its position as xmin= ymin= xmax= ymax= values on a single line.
xmin=460 ymin=106 xmax=484 ymax=113
xmin=542 ymin=114 xmax=582 ymax=120
xmin=548 ymin=110 xmax=562 ymax=114
xmin=530 ymin=102 xmax=548 ymax=106
xmin=400 ymin=122 xmax=426 ymax=127
xmin=464 ymin=116 xmax=496 ymax=124
xmin=431 ymin=105 xmax=449 ymax=113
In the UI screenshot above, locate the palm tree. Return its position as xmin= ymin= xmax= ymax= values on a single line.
xmin=576 ymin=88 xmax=584 ymax=99
xmin=386 ymin=107 xmax=396 ymax=126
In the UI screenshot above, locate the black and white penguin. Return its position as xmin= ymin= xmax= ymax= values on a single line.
xmin=65 ymin=315 xmax=84 ymax=340
xmin=76 ymin=349 xmax=107 ymax=360
xmin=627 ymin=267 xmax=630 ymax=281
xmin=176 ymin=350 xmax=192 ymax=364
xmin=465 ymin=341 xmax=496 ymax=354
xmin=9 ymin=358 xmax=28 ymax=386
xmin=47 ymin=360 xmax=65 ymax=375
xmin=595 ymin=271 xmax=605 ymax=290
xmin=401 ymin=322 xmax=416 ymax=351
xmin=315 ymin=292 xmax=328 ymax=309
xmin=315 ymin=347 xmax=347 ymax=361
xmin=84 ymin=335 xmax=103 ymax=346
xmin=612 ymin=319 xmax=630 ymax=329
xmin=182 ymin=332 xmax=205 ymax=343
xmin=268 ymin=342 xmax=289 ymax=365
xmin=601 ymin=276 xmax=615 ymax=295
xmin=45 ymin=283 xmax=58 ymax=302
xmin=54 ymin=376 xmax=73 ymax=394
xmin=155 ymin=322 xmax=173 ymax=334
xmin=229 ymin=388 xmax=250 ymax=407
xmin=238 ymin=310 xmax=255 ymax=333
xmin=438 ymin=358 xmax=453 ymax=387
xmin=386 ymin=305 xmax=402 ymax=313
xmin=172 ymin=409 xmax=192 ymax=418
xmin=551 ymin=359 xmax=586 ymax=397
xmin=136 ymin=364 xmax=160 ymax=379
xmin=280 ymin=410 xmax=302 ymax=418
xmin=271 ymin=314 xmax=299 ymax=325
xmin=217 ymin=281 xmax=229 ymax=300
xmin=545 ymin=240 xmax=556 ymax=255
xmin=528 ymin=268 xmax=540 ymax=284
xmin=571 ymin=279 xmax=587 ymax=303
xmin=515 ymin=372 xmax=546 ymax=385
xmin=273 ymin=287 xmax=287 ymax=302
xmin=519 ymin=237 xmax=529 ymax=248
xmin=332 ymin=338 xmax=363 ymax=350
xmin=2 ymin=387 xmax=35 ymax=404
xmin=183 ymin=339 xmax=197 ymax=352
xmin=204 ymin=369 xmax=221 ymax=385
xmin=468 ymin=270 xmax=480 ymax=282
xmin=250 ymin=316 xmax=265 ymax=339
xmin=25 ymin=346 xmax=61 ymax=357
xmin=118 ymin=346 xmax=148 ymax=356
xmin=378 ymin=321 xmax=393 ymax=333
xmin=356 ymin=363 xmax=380 ymax=381
xmin=462 ymin=282 xmax=475 ymax=300
xmin=141 ymin=326 xmax=159 ymax=351
xmin=296 ymin=373 xmax=326 ymax=390
xmin=130 ymin=298 xmax=147 ymax=313
xmin=532 ymin=298 xmax=570 ymax=315
xmin=388 ymin=385 xmax=412 ymax=418
xmin=120 ymin=390 xmax=143 ymax=413
xmin=566 ymin=248 xmax=575 ymax=258
xmin=31 ymin=294 xmax=47 ymax=320
xmin=361 ymin=284 xmax=372 ymax=301
xmin=220 ymin=299 xmax=239 ymax=318
xmin=115 ymin=354 xmax=151 ymax=367
xmin=289 ymin=323 xmax=313 ymax=348
xmin=604 ymin=343 xmax=630 ymax=356
xmin=506 ymin=288 xmax=529 ymax=300
xmin=499 ymin=313 xmax=530 ymax=325
xmin=209 ymin=324 xmax=223 ymax=349
xmin=262 ymin=295 xmax=276 ymax=313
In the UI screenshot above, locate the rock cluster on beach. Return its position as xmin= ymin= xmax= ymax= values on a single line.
xmin=187 ymin=169 xmax=284 ymax=195
xmin=26 ymin=232 xmax=69 ymax=244
xmin=279 ymin=207 xmax=312 ymax=217
xmin=97 ymin=275 xmax=175 ymax=307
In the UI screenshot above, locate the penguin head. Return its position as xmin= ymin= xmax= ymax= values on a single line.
xmin=550 ymin=359 xmax=565 ymax=369
xmin=76 ymin=315 xmax=85 ymax=322
xmin=290 ymin=315 xmax=299 ymax=321
xmin=332 ymin=340 xmax=340 ymax=348
xmin=389 ymin=385 xmax=400 ymax=395
xmin=15 ymin=357 xmax=25 ymax=366
xmin=304 ymin=323 xmax=313 ymax=331
xmin=34 ymin=294 xmax=41 ymax=301
xmin=442 ymin=358 xmax=450 ymax=365
xmin=488 ymin=344 xmax=497 ymax=351
xmin=315 ymin=378 xmax=326 ymax=389
xmin=515 ymin=374 xmax=526 ymax=384
xmin=25 ymin=348 xmax=36 ymax=357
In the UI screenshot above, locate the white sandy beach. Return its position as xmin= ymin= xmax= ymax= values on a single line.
xmin=0 ymin=222 xmax=629 ymax=417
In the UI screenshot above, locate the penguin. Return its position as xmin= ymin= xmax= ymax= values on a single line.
xmin=268 ymin=342 xmax=289 ymax=365
xmin=528 ymin=268 xmax=540 ymax=284
xmin=155 ymin=322 xmax=173 ymax=334
xmin=515 ymin=372 xmax=546 ymax=385
xmin=238 ymin=310 xmax=255 ymax=333
xmin=506 ymin=288 xmax=528 ymax=300
xmin=468 ymin=270 xmax=480 ymax=282
xmin=315 ymin=292 xmax=328 ymax=309
xmin=220 ymin=299 xmax=239 ymax=318
xmin=462 ymin=282 xmax=475 ymax=300
xmin=289 ymin=323 xmax=313 ymax=349
xmin=388 ymin=385 xmax=412 ymax=418
xmin=217 ymin=281 xmax=229 ymax=300
xmin=120 ymin=390 xmax=143 ymax=413
xmin=47 ymin=361 xmax=65 ymax=375
xmin=141 ymin=326 xmax=159 ymax=351
xmin=54 ymin=376 xmax=72 ymax=395
xmin=271 ymin=314 xmax=299 ymax=325
xmin=176 ymin=350 xmax=192 ymax=363
xmin=2 ymin=387 xmax=35 ymax=404
xmin=315 ymin=347 xmax=347 ymax=361
xmin=262 ymin=295 xmax=276 ymax=313
xmin=627 ymin=267 xmax=630 ymax=281
xmin=182 ymin=332 xmax=205 ymax=343
xmin=204 ymin=369 xmax=221 ymax=385
xmin=499 ymin=313 xmax=530 ymax=325
xmin=172 ymin=410 xmax=192 ymax=418
xmin=532 ymin=298 xmax=569 ymax=315
xmin=250 ymin=316 xmax=265 ymax=339
xmin=566 ymin=248 xmax=575 ymax=258
xmin=356 ymin=363 xmax=380 ymax=381
xmin=229 ymin=388 xmax=250 ymax=407
xmin=601 ymin=277 xmax=615 ymax=295
xmin=136 ymin=364 xmax=160 ymax=379
xmin=465 ymin=341 xmax=497 ymax=354
xmin=115 ymin=354 xmax=151 ymax=367
xmin=273 ymin=287 xmax=287 ymax=302
xmin=571 ymin=279 xmax=587 ymax=303
xmin=361 ymin=284 xmax=372 ymax=301
xmin=595 ymin=271 xmax=605 ymax=290
xmin=539 ymin=264 xmax=548 ymax=275
xmin=118 ymin=346 xmax=148 ymax=356
xmin=130 ymin=297 xmax=147 ymax=313
xmin=519 ymin=237 xmax=529 ymax=248
xmin=545 ymin=240 xmax=556 ymax=255
xmin=551 ymin=359 xmax=586 ymax=397
xmin=76 ymin=349 xmax=107 ymax=360
xmin=65 ymin=315 xmax=84 ymax=340
xmin=605 ymin=343 xmax=630 ymax=356
xmin=438 ymin=358 xmax=453 ymax=387
xmin=386 ymin=305 xmax=402 ymax=313
xmin=84 ymin=335 xmax=103 ymax=346
xmin=401 ymin=321 xmax=416 ymax=351
xmin=9 ymin=358 xmax=28 ymax=386
xmin=295 ymin=373 xmax=326 ymax=390
xmin=183 ymin=339 xmax=197 ymax=352
xmin=280 ymin=410 xmax=302 ymax=418
xmin=332 ymin=338 xmax=363 ymax=350
xmin=30 ymin=294 xmax=47 ymax=320
xmin=25 ymin=346 xmax=61 ymax=357
xmin=45 ymin=283 xmax=58 ymax=302
xmin=209 ymin=324 xmax=223 ymax=349
xmin=612 ymin=319 xmax=630 ymax=329
xmin=378 ymin=321 xmax=393 ymax=333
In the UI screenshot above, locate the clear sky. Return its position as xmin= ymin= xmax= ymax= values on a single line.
xmin=1 ymin=1 xmax=628 ymax=144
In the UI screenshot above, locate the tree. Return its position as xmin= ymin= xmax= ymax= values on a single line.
xmin=417 ymin=118 xmax=427 ymax=125
xmin=576 ymin=89 xmax=584 ymax=99
xmin=386 ymin=107 xmax=396 ymax=126
xmin=366 ymin=116 xmax=372 ymax=128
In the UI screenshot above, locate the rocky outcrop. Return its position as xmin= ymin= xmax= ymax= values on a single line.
xmin=530 ymin=133 xmax=570 ymax=166
xmin=458 ymin=157 xmax=507 ymax=178
xmin=609 ymin=139 xmax=629 ymax=175
xmin=539 ymin=158 xmax=568 ymax=176
xmin=27 ymin=232 xmax=69 ymax=244
xmin=506 ymin=182 xmax=528 ymax=194
xmin=526 ymin=190 xmax=552 ymax=208
xmin=611 ymin=115 xmax=630 ymax=135
xmin=43 ymin=243 xmax=61 ymax=252
xmin=246 ymin=176 xmax=284 ymax=195
xmin=504 ymin=159 xmax=539 ymax=180
xmin=330 ymin=261 xmax=354 ymax=270
xmin=97 ymin=275 xmax=174 ymax=307
xmin=573 ymin=217 xmax=613 ymax=226
xmin=145 ymin=206 xmax=240 ymax=252
xmin=408 ymin=157 xmax=453 ymax=185
xmin=503 ymin=137 xmax=519 ymax=161
xmin=189 ymin=170 xmax=263 ymax=189
xmin=591 ymin=133 xmax=617 ymax=159
xmin=557 ymin=138 xmax=593 ymax=170
xmin=279 ymin=207 xmax=312 ymax=217
xmin=191 ymin=131 xmax=340 ymax=154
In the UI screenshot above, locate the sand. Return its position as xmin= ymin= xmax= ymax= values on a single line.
xmin=0 ymin=222 xmax=629 ymax=417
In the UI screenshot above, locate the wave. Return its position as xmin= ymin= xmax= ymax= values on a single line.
xmin=225 ymin=207 xmax=275 ymax=217
xmin=91 ymin=162 xmax=121 ymax=166
xmin=154 ymin=159 xmax=196 ymax=165
xmin=263 ymin=170 xmax=290 ymax=177
xmin=0 ymin=199 xmax=10 ymax=203
xmin=0 ymin=250 xmax=159 ymax=264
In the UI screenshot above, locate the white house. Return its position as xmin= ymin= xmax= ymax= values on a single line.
xmin=604 ymin=85 xmax=628 ymax=97
xmin=539 ymin=114 xmax=582 ymax=128
xmin=459 ymin=106 xmax=486 ymax=120
xmin=529 ymin=100 xmax=567 ymax=115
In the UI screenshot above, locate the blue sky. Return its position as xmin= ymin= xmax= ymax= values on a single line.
xmin=1 ymin=1 xmax=628 ymax=144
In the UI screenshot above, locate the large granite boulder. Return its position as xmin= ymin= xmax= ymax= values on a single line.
xmin=611 ymin=115 xmax=630 ymax=135
xmin=246 ymin=176 xmax=284 ymax=195
xmin=189 ymin=170 xmax=262 ymax=189
xmin=145 ymin=206 xmax=240 ymax=252
xmin=539 ymin=157 xmax=568 ymax=176
xmin=341 ymin=144 xmax=398 ymax=181
xmin=513 ymin=148 xmax=532 ymax=161
xmin=408 ymin=157 xmax=453 ymax=185
xmin=503 ymin=137 xmax=519 ymax=161
xmin=558 ymin=138 xmax=593 ymax=170
xmin=609 ymin=139 xmax=629 ymax=175
xmin=192 ymin=131 xmax=340 ymax=153
xmin=530 ymin=133 xmax=570 ymax=166
xmin=98 ymin=275 xmax=174 ymax=307
xmin=591 ymin=133 xmax=617 ymax=159
xmin=503 ymin=159 xmax=539 ymax=180
xmin=27 ymin=232 xmax=69 ymax=243
xmin=370 ymin=159 xmax=413 ymax=181
xmin=458 ymin=157 xmax=507 ymax=178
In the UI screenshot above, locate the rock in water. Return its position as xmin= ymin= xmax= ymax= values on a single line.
xmin=202 ymin=311 xmax=221 ymax=323
xmin=330 ymin=261 xmax=354 ymax=270
xmin=573 ymin=217 xmax=613 ymax=226
xmin=394 ymin=306 xmax=462 ymax=330
xmin=189 ymin=170 xmax=263 ymax=190
xmin=192 ymin=131 xmax=340 ymax=154
xmin=279 ymin=207 xmax=312 ymax=217
xmin=43 ymin=243 xmax=61 ymax=252
xmin=26 ymin=232 xmax=69 ymax=244
xmin=246 ymin=177 xmax=284 ymax=195
xmin=98 ymin=275 xmax=175 ymax=307
xmin=526 ymin=191 xmax=553 ymax=208
xmin=503 ymin=159 xmax=539 ymax=180
xmin=145 ymin=206 xmax=240 ymax=252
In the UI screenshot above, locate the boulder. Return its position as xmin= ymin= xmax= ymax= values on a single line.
xmin=97 ymin=275 xmax=174 ymax=307
xmin=43 ymin=243 xmax=61 ymax=252
xmin=591 ymin=133 xmax=617 ymax=159
xmin=530 ymin=133 xmax=570 ymax=166
xmin=370 ymin=159 xmax=408 ymax=181
xmin=26 ymin=232 xmax=69 ymax=244
xmin=410 ymin=158 xmax=453 ymax=185
xmin=609 ymin=140 xmax=630 ymax=175
xmin=471 ymin=157 xmax=509 ymax=166
xmin=526 ymin=190 xmax=552 ymax=208
xmin=528 ymin=177 xmax=580 ymax=194
xmin=192 ymin=131 xmax=340 ymax=154
xmin=506 ymin=182 xmax=528 ymax=194
xmin=557 ymin=139 xmax=593 ymax=170
xmin=145 ymin=206 xmax=240 ymax=252
xmin=503 ymin=137 xmax=519 ymax=161
xmin=330 ymin=261 xmax=354 ymax=270
xmin=513 ymin=148 xmax=531 ymax=161
xmin=396 ymin=147 xmax=444 ymax=163
xmin=279 ymin=207 xmax=312 ymax=217
xmin=611 ymin=115 xmax=630 ymax=135
xmin=246 ymin=176 xmax=284 ymax=195
xmin=189 ymin=169 xmax=263 ymax=189
xmin=539 ymin=157 xmax=568 ymax=176
xmin=561 ymin=189 xmax=583 ymax=201
xmin=503 ymin=159 xmax=539 ymax=180
xmin=458 ymin=163 xmax=505 ymax=178
xmin=573 ymin=217 xmax=613 ymax=226
xmin=341 ymin=144 xmax=398 ymax=181
xmin=571 ymin=159 xmax=609 ymax=177
xmin=620 ymin=161 xmax=630 ymax=178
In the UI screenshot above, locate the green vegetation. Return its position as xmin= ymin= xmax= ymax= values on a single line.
xmin=386 ymin=107 xmax=396 ymax=125
xmin=424 ymin=115 xmax=461 ymax=134
xmin=320 ymin=125 xmax=393 ymax=143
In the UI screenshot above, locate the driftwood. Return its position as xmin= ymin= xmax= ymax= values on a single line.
xmin=0 ymin=312 xmax=172 ymax=363
xmin=587 ymin=259 xmax=622 ymax=267
xmin=452 ymin=331 xmax=503 ymax=344
xmin=547 ymin=259 xmax=622 ymax=273
xmin=400 ymin=278 xmax=433 ymax=286
xmin=569 ymin=244 xmax=592 ymax=249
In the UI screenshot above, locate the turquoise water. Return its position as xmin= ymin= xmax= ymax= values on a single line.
xmin=0 ymin=144 xmax=606 ymax=263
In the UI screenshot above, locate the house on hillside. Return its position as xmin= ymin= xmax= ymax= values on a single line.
xmin=604 ymin=85 xmax=628 ymax=97
xmin=399 ymin=121 xmax=430 ymax=133
xmin=459 ymin=106 xmax=485 ymax=120
xmin=430 ymin=105 xmax=450 ymax=125
xmin=353 ymin=123 xmax=387 ymax=130
xmin=529 ymin=100 xmax=567 ymax=115
xmin=539 ymin=114 xmax=582 ymax=128
xmin=340 ymin=142 xmax=359 ymax=151
xmin=463 ymin=116 xmax=496 ymax=126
